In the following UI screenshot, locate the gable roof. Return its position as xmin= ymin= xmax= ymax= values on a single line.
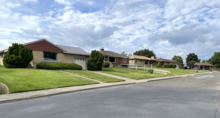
xmin=129 ymin=55 xmax=155 ymax=60
xmin=198 ymin=63 xmax=215 ymax=67
xmin=156 ymin=58 xmax=182 ymax=64
xmin=0 ymin=39 xmax=90 ymax=56
xmin=100 ymin=50 xmax=128 ymax=58
xmin=58 ymin=45 xmax=90 ymax=56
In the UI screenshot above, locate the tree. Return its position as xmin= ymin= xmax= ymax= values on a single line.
xmin=172 ymin=55 xmax=183 ymax=64
xmin=186 ymin=53 xmax=200 ymax=62
xmin=209 ymin=52 xmax=220 ymax=68
xmin=3 ymin=43 xmax=33 ymax=68
xmin=133 ymin=49 xmax=156 ymax=58
xmin=121 ymin=51 xmax=127 ymax=56
xmin=157 ymin=62 xmax=161 ymax=68
xmin=87 ymin=50 xmax=104 ymax=70
xmin=202 ymin=59 xmax=210 ymax=63
xmin=202 ymin=60 xmax=206 ymax=63
xmin=187 ymin=61 xmax=196 ymax=68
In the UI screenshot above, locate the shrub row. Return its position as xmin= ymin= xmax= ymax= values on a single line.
xmin=36 ymin=62 xmax=82 ymax=70
xmin=165 ymin=64 xmax=175 ymax=68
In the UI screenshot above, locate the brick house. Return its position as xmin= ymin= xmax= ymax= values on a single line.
xmin=0 ymin=39 xmax=90 ymax=69
xmin=197 ymin=63 xmax=216 ymax=70
xmin=99 ymin=48 xmax=129 ymax=66
xmin=156 ymin=58 xmax=184 ymax=68
xmin=129 ymin=55 xmax=157 ymax=67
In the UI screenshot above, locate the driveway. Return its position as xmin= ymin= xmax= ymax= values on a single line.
xmin=0 ymin=72 xmax=220 ymax=118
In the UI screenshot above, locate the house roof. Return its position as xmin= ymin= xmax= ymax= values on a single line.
xmin=156 ymin=58 xmax=182 ymax=64
xmin=198 ymin=63 xmax=215 ymax=67
xmin=100 ymin=50 xmax=128 ymax=58
xmin=129 ymin=55 xmax=155 ymax=60
xmin=58 ymin=45 xmax=90 ymax=56
xmin=0 ymin=39 xmax=90 ymax=56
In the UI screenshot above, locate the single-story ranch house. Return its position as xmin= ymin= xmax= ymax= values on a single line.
xmin=198 ymin=63 xmax=216 ymax=70
xmin=99 ymin=48 xmax=129 ymax=66
xmin=0 ymin=39 xmax=90 ymax=69
xmin=156 ymin=58 xmax=183 ymax=68
xmin=129 ymin=55 xmax=156 ymax=67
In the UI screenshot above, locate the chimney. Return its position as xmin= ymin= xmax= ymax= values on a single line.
xmin=100 ymin=48 xmax=104 ymax=51
xmin=151 ymin=56 xmax=154 ymax=59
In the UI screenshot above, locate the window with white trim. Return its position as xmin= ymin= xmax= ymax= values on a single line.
xmin=123 ymin=58 xmax=127 ymax=63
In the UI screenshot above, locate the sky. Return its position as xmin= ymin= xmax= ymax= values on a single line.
xmin=0 ymin=0 xmax=220 ymax=64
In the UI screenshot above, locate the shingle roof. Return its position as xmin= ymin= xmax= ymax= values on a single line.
xmin=100 ymin=50 xmax=128 ymax=58
xmin=198 ymin=63 xmax=215 ymax=67
xmin=129 ymin=55 xmax=155 ymax=60
xmin=156 ymin=58 xmax=181 ymax=64
xmin=58 ymin=45 xmax=90 ymax=56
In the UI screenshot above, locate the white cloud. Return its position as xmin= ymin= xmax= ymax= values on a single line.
xmin=0 ymin=0 xmax=220 ymax=63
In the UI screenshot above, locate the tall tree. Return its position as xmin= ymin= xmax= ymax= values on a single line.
xmin=133 ymin=49 xmax=156 ymax=58
xmin=186 ymin=53 xmax=200 ymax=62
xmin=202 ymin=59 xmax=211 ymax=63
xmin=202 ymin=60 xmax=206 ymax=63
xmin=172 ymin=55 xmax=183 ymax=64
xmin=209 ymin=52 xmax=220 ymax=68
xmin=121 ymin=51 xmax=127 ymax=56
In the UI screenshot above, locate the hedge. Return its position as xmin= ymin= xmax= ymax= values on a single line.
xmin=103 ymin=61 xmax=110 ymax=68
xmin=165 ymin=64 xmax=175 ymax=68
xmin=36 ymin=62 xmax=82 ymax=70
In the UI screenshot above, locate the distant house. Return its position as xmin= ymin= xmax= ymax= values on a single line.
xmin=99 ymin=48 xmax=129 ymax=66
xmin=197 ymin=63 xmax=215 ymax=70
xmin=0 ymin=39 xmax=90 ymax=69
xmin=156 ymin=58 xmax=183 ymax=68
xmin=129 ymin=55 xmax=156 ymax=67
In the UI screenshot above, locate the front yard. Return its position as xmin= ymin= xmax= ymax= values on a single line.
xmin=0 ymin=66 xmax=98 ymax=93
xmin=64 ymin=70 xmax=124 ymax=83
xmin=102 ymin=68 xmax=201 ymax=80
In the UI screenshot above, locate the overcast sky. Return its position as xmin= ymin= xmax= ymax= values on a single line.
xmin=0 ymin=0 xmax=220 ymax=63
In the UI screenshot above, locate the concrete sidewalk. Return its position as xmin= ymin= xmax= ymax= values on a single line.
xmin=0 ymin=71 xmax=213 ymax=103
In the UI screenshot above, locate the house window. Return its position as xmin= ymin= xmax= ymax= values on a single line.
xmin=109 ymin=57 xmax=116 ymax=63
xmin=43 ymin=52 xmax=57 ymax=62
xmin=123 ymin=58 xmax=127 ymax=63
xmin=166 ymin=62 xmax=170 ymax=65
xmin=145 ymin=60 xmax=148 ymax=64
xmin=135 ymin=60 xmax=137 ymax=63
xmin=140 ymin=60 xmax=142 ymax=62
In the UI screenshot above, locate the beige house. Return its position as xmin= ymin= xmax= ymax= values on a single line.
xmin=198 ymin=63 xmax=216 ymax=70
xmin=0 ymin=39 xmax=90 ymax=69
xmin=129 ymin=55 xmax=157 ymax=67
xmin=156 ymin=58 xmax=183 ymax=68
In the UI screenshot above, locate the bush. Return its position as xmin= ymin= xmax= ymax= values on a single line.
xmin=165 ymin=64 xmax=175 ymax=68
xmin=87 ymin=50 xmax=104 ymax=70
xmin=205 ymin=68 xmax=210 ymax=70
xmin=3 ymin=43 xmax=33 ymax=68
xmin=147 ymin=69 xmax=154 ymax=74
xmin=103 ymin=61 xmax=110 ymax=68
xmin=113 ymin=65 xmax=118 ymax=68
xmin=157 ymin=62 xmax=161 ymax=68
xmin=165 ymin=64 xmax=170 ymax=68
xmin=36 ymin=62 xmax=82 ymax=70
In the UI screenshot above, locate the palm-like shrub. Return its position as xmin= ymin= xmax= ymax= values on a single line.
xmin=87 ymin=50 xmax=104 ymax=70
xmin=3 ymin=43 xmax=33 ymax=68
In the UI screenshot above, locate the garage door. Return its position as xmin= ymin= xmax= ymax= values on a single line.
xmin=74 ymin=58 xmax=86 ymax=70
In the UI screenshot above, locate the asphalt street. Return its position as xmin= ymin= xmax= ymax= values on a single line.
xmin=0 ymin=72 xmax=220 ymax=118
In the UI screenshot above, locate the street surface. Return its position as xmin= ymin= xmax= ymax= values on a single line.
xmin=0 ymin=72 xmax=220 ymax=118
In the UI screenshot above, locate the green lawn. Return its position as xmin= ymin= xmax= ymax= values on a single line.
xmin=0 ymin=66 xmax=98 ymax=93
xmin=64 ymin=70 xmax=124 ymax=83
xmin=102 ymin=68 xmax=200 ymax=80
